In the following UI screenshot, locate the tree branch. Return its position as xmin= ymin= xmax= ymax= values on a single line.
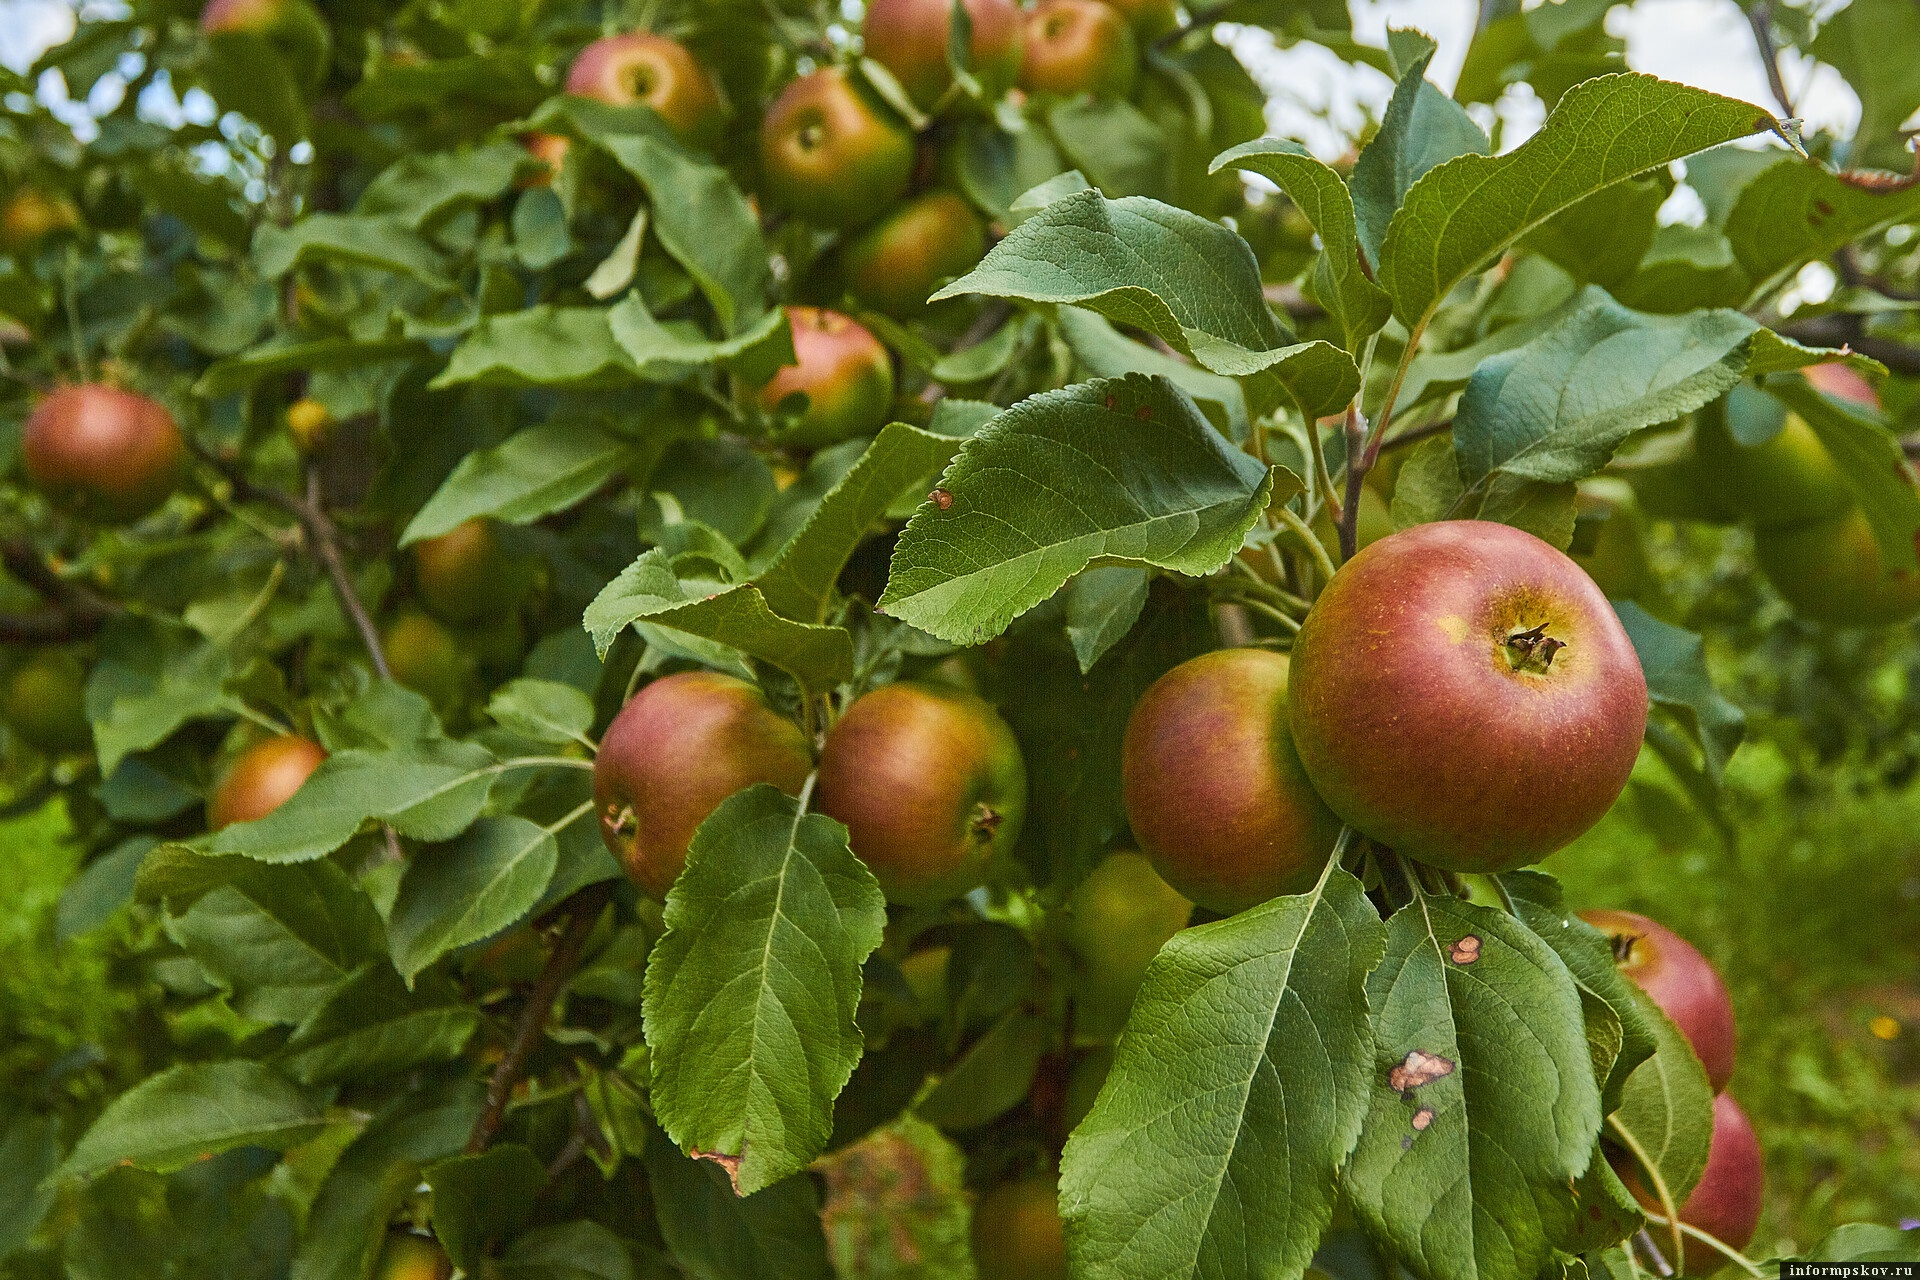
xmin=466 ymin=883 xmax=615 ymax=1155
xmin=0 ymin=537 xmax=118 ymax=644
xmin=1744 ymin=3 xmax=1795 ymax=120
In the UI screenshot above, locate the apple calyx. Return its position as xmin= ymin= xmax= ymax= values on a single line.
xmin=1607 ymin=927 xmax=1639 ymax=965
xmin=972 ymin=803 xmax=1005 ymax=841
xmin=1504 ymin=622 xmax=1566 ymax=672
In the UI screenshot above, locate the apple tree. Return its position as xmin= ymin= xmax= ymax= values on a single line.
xmin=2 ymin=0 xmax=1919 ymax=1275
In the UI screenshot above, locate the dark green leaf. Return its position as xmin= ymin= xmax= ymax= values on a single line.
xmin=86 ymin=616 xmax=240 ymax=775
xmin=1613 ymin=603 xmax=1746 ymax=782
xmin=279 ymin=964 xmax=479 ymax=1085
xmin=388 ymin=816 xmax=561 ymax=983
xmin=1056 ymin=306 xmax=1250 ymax=440
xmin=0 ymin=1110 xmax=59 ymax=1260
xmin=645 ymin=1137 xmax=833 ymax=1279
xmin=401 ymin=420 xmax=638 ymax=544
xmin=1064 ymin=566 xmax=1151 ymax=673
xmin=196 ymin=335 xmax=428 ymax=398
xmin=609 ymin=295 xmax=792 ymax=382
xmin=1609 ymin=988 xmax=1715 ymax=1206
xmin=487 ymin=679 xmax=597 ymax=748
xmin=254 ymin=214 xmax=450 ymax=285
xmin=1725 ymin=157 xmax=1920 ymax=301
xmin=428 ymin=1145 xmax=548 ymax=1272
xmin=354 ymin=142 xmax=527 ymax=226
xmin=916 ymin=1009 xmax=1050 ymax=1131
xmin=433 ymin=307 xmax=646 ymax=389
xmin=1802 ymin=1223 xmax=1920 ymax=1263
xmin=62 ymin=1062 xmax=323 ymax=1180
xmin=1048 ymin=97 xmax=1170 ymax=200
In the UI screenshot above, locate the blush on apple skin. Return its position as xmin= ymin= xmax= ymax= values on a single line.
xmin=1288 ymin=520 xmax=1649 ymax=874
xmin=23 ymin=384 xmax=186 ymax=523
xmin=756 ymin=307 xmax=896 ymax=449
xmin=1580 ymin=908 xmax=1739 ymax=1093
xmin=565 ymin=33 xmax=724 ymax=145
xmin=863 ymin=0 xmax=1025 ymax=109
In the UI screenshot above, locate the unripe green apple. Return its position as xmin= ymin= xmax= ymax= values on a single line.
xmin=1619 ymin=1093 xmax=1763 ymax=1274
xmin=841 ymin=192 xmax=987 ymax=317
xmin=23 ymin=384 xmax=186 ymax=523
xmin=757 ymin=307 xmax=896 ymax=449
xmin=1754 ymin=505 xmax=1920 ymax=627
xmin=1694 ymin=400 xmax=1853 ymax=530
xmin=1289 ymin=521 xmax=1649 ymax=873
xmin=0 ymin=187 xmax=79 ymax=251
xmin=1569 ymin=478 xmax=1656 ymax=603
xmin=971 ymin=1176 xmax=1069 ymax=1280
xmin=863 ymin=0 xmax=1025 ymax=109
xmin=1121 ymin=649 xmax=1341 ymax=914
xmin=412 ymin=518 xmax=532 ymax=625
xmin=1104 ymin=0 xmax=1180 ymax=38
xmin=566 ymin=33 xmax=725 ymax=147
xmin=1063 ymin=851 xmax=1191 ymax=1037
xmin=373 ymin=1231 xmax=450 ymax=1280
xmin=815 ymin=682 xmax=1027 ymax=905
xmin=759 ymin=68 xmax=914 ymax=230
xmin=1019 ymin=0 xmax=1139 ymax=98
xmin=1580 ymin=908 xmax=1737 ymax=1093
xmin=1618 ymin=425 xmax=1738 ymax=524
xmin=381 ymin=611 xmax=470 ymax=712
xmin=207 ymin=735 xmax=328 ymax=830
xmin=285 ymin=397 xmax=332 ymax=455
xmin=1061 ymin=1045 xmax=1112 ymax=1133
xmin=2 ymin=651 xmax=92 ymax=754
xmin=593 ymin=672 xmax=813 ymax=897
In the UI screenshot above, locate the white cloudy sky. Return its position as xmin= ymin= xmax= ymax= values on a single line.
xmin=0 ymin=0 xmax=1865 ymax=158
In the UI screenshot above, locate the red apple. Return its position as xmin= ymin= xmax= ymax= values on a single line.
xmin=1019 ymin=0 xmax=1139 ymax=98
xmin=814 ymin=682 xmax=1027 ymax=905
xmin=594 ymin=672 xmax=813 ymax=898
xmin=208 ymin=735 xmax=329 ymax=830
xmin=412 ymin=518 xmax=533 ymax=625
xmin=1580 ymin=908 xmax=1738 ymax=1093
xmin=23 ymin=384 xmax=186 ymax=523
xmin=1288 ymin=521 xmax=1649 ymax=873
xmin=863 ymin=0 xmax=1025 ymax=109
xmin=518 ymin=132 xmax=571 ymax=187
xmin=971 ymin=1175 xmax=1069 ymax=1280
xmin=566 ymin=33 xmax=725 ymax=147
xmin=1121 ymin=649 xmax=1341 ymax=914
xmin=841 ymin=191 xmax=988 ymax=317
xmin=757 ymin=307 xmax=896 ymax=449
xmin=1621 ymin=1093 xmax=1764 ymax=1274
xmin=759 ymin=68 xmax=914 ymax=230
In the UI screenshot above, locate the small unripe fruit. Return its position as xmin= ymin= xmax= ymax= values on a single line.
xmin=382 ymin=611 xmax=469 ymax=711
xmin=1620 ymin=1093 xmax=1763 ymax=1274
xmin=1580 ymin=908 xmax=1738 ymax=1093
xmin=1568 ymin=478 xmax=1656 ymax=603
xmin=1122 ymin=649 xmax=1340 ymax=914
xmin=1289 ymin=522 xmax=1648 ymax=874
xmin=864 ymin=0 xmax=1025 ymax=109
xmin=1063 ymin=851 xmax=1191 ymax=1037
xmin=412 ymin=518 xmax=530 ymax=625
xmin=1019 ymin=0 xmax=1139 ymax=98
xmin=971 ymin=1176 xmax=1069 ymax=1280
xmin=1754 ymin=506 xmax=1920 ymax=627
xmin=24 ymin=385 xmax=186 ymax=523
xmin=1104 ymin=0 xmax=1179 ymax=38
xmin=759 ymin=68 xmax=914 ymax=230
xmin=842 ymin=192 xmax=987 ymax=317
xmin=757 ymin=308 xmax=896 ymax=449
xmin=566 ymin=33 xmax=725 ymax=146
xmin=2 ymin=651 xmax=92 ymax=754
xmin=0 ymin=188 xmax=79 ymax=251
xmin=593 ymin=672 xmax=813 ymax=897
xmin=815 ymin=682 xmax=1027 ymax=905
xmin=285 ymin=397 xmax=332 ymax=454
xmin=518 ymin=132 xmax=571 ymax=187
xmin=373 ymin=1231 xmax=450 ymax=1280
xmin=208 ymin=735 xmax=328 ymax=830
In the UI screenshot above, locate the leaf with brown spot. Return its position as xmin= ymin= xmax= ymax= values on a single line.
xmin=1388 ymin=1050 xmax=1455 ymax=1093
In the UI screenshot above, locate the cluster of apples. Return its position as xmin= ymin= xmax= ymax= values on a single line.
xmin=1628 ymin=365 xmax=1919 ymax=626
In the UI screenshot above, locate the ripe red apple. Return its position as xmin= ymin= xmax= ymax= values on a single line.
xmin=1754 ymin=505 xmax=1920 ymax=627
xmin=1019 ymin=0 xmax=1139 ymax=98
xmin=971 ymin=1175 xmax=1069 ymax=1280
xmin=1 ymin=651 xmax=92 ymax=754
xmin=23 ymin=384 xmax=186 ymax=523
xmin=1621 ymin=1093 xmax=1763 ymax=1274
xmin=756 ymin=307 xmax=896 ymax=448
xmin=208 ymin=735 xmax=329 ymax=830
xmin=566 ymin=33 xmax=725 ymax=147
xmin=759 ymin=68 xmax=914 ymax=230
xmin=842 ymin=191 xmax=987 ymax=317
xmin=814 ymin=682 xmax=1027 ymax=905
xmin=1121 ymin=649 xmax=1342 ymax=914
xmin=518 ymin=132 xmax=571 ymax=187
xmin=864 ymin=0 xmax=1025 ymax=109
xmin=1289 ymin=521 xmax=1648 ymax=873
xmin=1580 ymin=907 xmax=1737 ymax=1092
xmin=412 ymin=518 xmax=532 ymax=625
xmin=594 ymin=672 xmax=813 ymax=898
xmin=1062 ymin=850 xmax=1191 ymax=1037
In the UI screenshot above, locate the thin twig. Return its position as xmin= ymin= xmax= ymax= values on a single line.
xmin=0 ymin=537 xmax=118 ymax=644
xmin=1744 ymin=3 xmax=1794 ymax=120
xmin=1640 ymin=1211 xmax=1767 ymax=1278
xmin=1273 ymin=503 xmax=1338 ymax=586
xmin=466 ymin=882 xmax=616 ymax=1155
xmin=303 ymin=464 xmax=390 ymax=679
xmin=1337 ymin=403 xmax=1368 ymax=561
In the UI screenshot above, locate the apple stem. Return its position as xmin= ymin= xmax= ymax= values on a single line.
xmin=1504 ymin=623 xmax=1566 ymax=673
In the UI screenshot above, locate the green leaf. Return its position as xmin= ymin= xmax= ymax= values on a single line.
xmin=432 ymin=306 xmax=644 ymax=389
xmin=1613 ymin=603 xmax=1745 ymax=782
xmin=1803 ymin=1223 xmax=1920 ymax=1263
xmin=1765 ymin=372 xmax=1920 ymax=573
xmin=1064 ymin=566 xmax=1151 ymax=674
xmin=1055 ymin=306 xmax=1250 ymax=440
xmin=1048 ymin=97 xmax=1171 ymax=200
xmin=1523 ymin=173 xmax=1667 ymax=291
xmin=1378 ymin=73 xmax=1776 ymax=331
xmin=754 ymin=422 xmax=963 ymax=624
xmin=167 ymin=857 xmax=386 ymax=1024
xmin=1452 ymin=288 xmax=1863 ymax=489
xmin=879 ymin=375 xmax=1272 ymax=645
xmin=1349 ymin=35 xmax=1490 ymax=267
xmin=1724 ymin=155 xmax=1920 ymax=300
xmin=195 ymin=334 xmax=428 ymax=398
xmin=1212 ymin=138 xmax=1393 ymax=352
xmin=916 ymin=1009 xmax=1050 ymax=1132
xmin=645 ymin=1134 xmax=834 ymax=1279
xmin=1810 ymin=0 xmax=1920 ymax=171
xmin=86 ymin=617 xmax=240 ymax=775
xmin=279 ymin=963 xmax=479 ymax=1085
xmin=1386 ymin=434 xmax=1577 ymax=548
xmin=1609 ymin=987 xmax=1715 ymax=1206
xmin=401 ymin=420 xmax=637 ymax=545
xmin=388 ymin=816 xmax=560 ymax=983
xmin=1061 ymin=863 xmax=1385 ymax=1280
xmin=584 ymin=550 xmax=855 ymax=695
xmin=0 ymin=1111 xmax=59 ymax=1260
xmin=644 ymin=786 xmax=886 ymax=1195
xmin=253 ymin=214 xmax=451 ymax=286
xmin=292 ymin=1083 xmax=482 ymax=1280
xmin=62 ymin=1061 xmax=324 ymax=1180
xmin=609 ymin=294 xmax=793 ymax=383
xmin=354 ymin=142 xmax=527 ymax=226
xmin=429 ymin=1145 xmax=549 ymax=1273
xmin=1345 ymin=893 xmax=1604 ymax=1280
xmin=487 ymin=678 xmax=596 ymax=747
xmin=932 ymin=189 xmax=1358 ymax=419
